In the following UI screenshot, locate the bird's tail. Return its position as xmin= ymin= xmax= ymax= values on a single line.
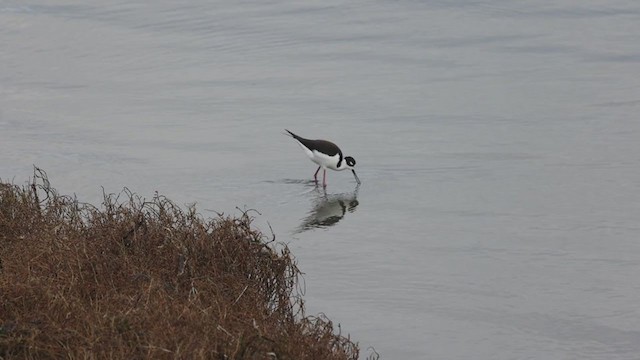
xmin=283 ymin=129 xmax=299 ymax=139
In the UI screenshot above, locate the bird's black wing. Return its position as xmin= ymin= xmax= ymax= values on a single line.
xmin=285 ymin=129 xmax=342 ymax=157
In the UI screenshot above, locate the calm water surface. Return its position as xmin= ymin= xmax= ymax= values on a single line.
xmin=2 ymin=1 xmax=640 ymax=359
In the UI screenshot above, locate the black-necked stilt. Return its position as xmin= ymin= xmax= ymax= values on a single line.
xmin=285 ymin=129 xmax=361 ymax=187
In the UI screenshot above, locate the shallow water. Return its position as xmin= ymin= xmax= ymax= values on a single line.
xmin=2 ymin=0 xmax=640 ymax=358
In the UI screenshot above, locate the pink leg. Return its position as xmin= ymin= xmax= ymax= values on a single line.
xmin=313 ymin=166 xmax=321 ymax=182
xmin=322 ymin=169 xmax=327 ymax=187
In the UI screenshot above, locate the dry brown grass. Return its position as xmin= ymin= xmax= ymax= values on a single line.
xmin=0 ymin=168 xmax=360 ymax=359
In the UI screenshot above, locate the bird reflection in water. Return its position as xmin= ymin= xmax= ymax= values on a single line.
xmin=295 ymin=184 xmax=360 ymax=233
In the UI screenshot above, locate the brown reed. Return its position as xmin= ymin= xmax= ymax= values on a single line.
xmin=0 ymin=168 xmax=360 ymax=359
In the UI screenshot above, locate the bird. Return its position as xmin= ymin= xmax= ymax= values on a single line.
xmin=285 ymin=129 xmax=361 ymax=187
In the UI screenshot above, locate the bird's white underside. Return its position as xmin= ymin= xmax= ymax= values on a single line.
xmin=294 ymin=140 xmax=344 ymax=171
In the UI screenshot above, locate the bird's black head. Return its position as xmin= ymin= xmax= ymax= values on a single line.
xmin=345 ymin=156 xmax=356 ymax=167
xmin=344 ymin=156 xmax=361 ymax=184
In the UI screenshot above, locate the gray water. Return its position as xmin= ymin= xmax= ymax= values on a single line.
xmin=2 ymin=1 xmax=640 ymax=358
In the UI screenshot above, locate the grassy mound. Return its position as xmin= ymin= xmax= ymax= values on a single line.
xmin=0 ymin=169 xmax=359 ymax=359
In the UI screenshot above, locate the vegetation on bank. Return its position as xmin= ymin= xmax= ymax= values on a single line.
xmin=0 ymin=169 xmax=364 ymax=359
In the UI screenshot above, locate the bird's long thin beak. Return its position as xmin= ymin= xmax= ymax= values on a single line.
xmin=352 ymin=169 xmax=361 ymax=185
